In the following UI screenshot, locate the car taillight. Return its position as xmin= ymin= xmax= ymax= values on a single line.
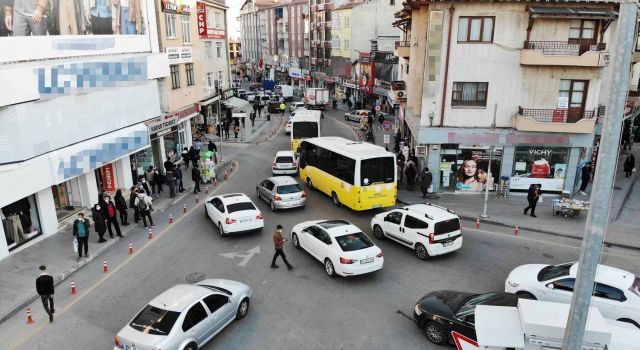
xmin=114 ymin=337 xmax=120 ymax=347
xmin=377 ymin=251 xmax=383 ymax=258
xmin=301 ymin=192 xmax=306 ymax=198
xmin=226 ymin=218 xmax=236 ymax=224
xmin=292 ymin=161 xmax=297 ymax=167
xmin=428 ymin=233 xmax=435 ymax=244
xmin=340 ymin=257 xmax=356 ymax=264
xmin=273 ymin=162 xmax=277 ymax=167
xmin=256 ymin=213 xmax=264 ymax=220
xmin=274 ymin=195 xmax=282 ymax=200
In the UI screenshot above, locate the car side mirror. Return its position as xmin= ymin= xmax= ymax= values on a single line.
xmin=546 ymin=283 xmax=555 ymax=290
xmin=227 ymin=298 xmax=232 ymax=304
xmin=383 ymin=216 xmax=389 ymax=222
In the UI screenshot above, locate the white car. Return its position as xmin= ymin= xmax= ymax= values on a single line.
xmin=370 ymin=203 xmax=462 ymax=260
xmin=290 ymin=220 xmax=383 ymax=277
xmin=285 ymin=115 xmax=294 ymax=134
xmin=290 ymin=101 xmax=306 ymax=112
xmin=505 ymin=262 xmax=640 ymax=328
xmin=272 ymin=151 xmax=298 ymax=175
xmin=204 ymin=193 xmax=264 ymax=235
xmin=114 ymin=279 xmax=252 ymax=350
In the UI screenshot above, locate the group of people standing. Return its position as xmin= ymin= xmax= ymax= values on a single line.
xmin=395 ymin=146 xmax=433 ymax=199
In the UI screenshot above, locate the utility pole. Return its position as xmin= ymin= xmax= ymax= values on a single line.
xmin=217 ymin=101 xmax=223 ymax=162
xmin=562 ymin=1 xmax=638 ymax=348
xmin=481 ymin=103 xmax=497 ymax=218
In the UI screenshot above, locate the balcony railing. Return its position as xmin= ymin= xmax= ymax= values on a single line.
xmin=518 ymin=107 xmax=595 ymax=123
xmin=523 ymin=41 xmax=606 ymax=56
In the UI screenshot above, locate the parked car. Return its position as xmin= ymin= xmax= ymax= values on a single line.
xmin=371 ymin=203 xmax=462 ymax=260
xmin=204 ymin=193 xmax=264 ymax=235
xmin=414 ymin=291 xmax=529 ymax=345
xmin=245 ymin=92 xmax=258 ymax=102
xmin=505 ymin=262 xmax=640 ymax=328
xmin=344 ymin=110 xmax=369 ymax=122
xmin=290 ymin=220 xmax=383 ymax=277
xmin=271 ymin=151 xmax=298 ymax=175
xmin=256 ymin=176 xmax=306 ymax=211
xmin=290 ymin=101 xmax=306 ymax=112
xmin=237 ymin=89 xmax=247 ymax=99
xmin=268 ymin=101 xmax=281 ymax=113
xmin=114 ymin=279 xmax=252 ymax=350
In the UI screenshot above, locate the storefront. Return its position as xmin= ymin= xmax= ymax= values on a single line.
xmin=147 ymin=104 xmax=199 ymax=169
xmin=289 ymin=68 xmax=303 ymax=88
xmin=51 ymin=177 xmax=83 ymax=220
xmin=438 ymin=145 xmax=503 ymax=193
xmin=2 ymin=195 xmax=42 ymax=251
xmin=129 ymin=147 xmax=155 ymax=182
xmin=510 ymin=146 xmax=570 ymax=192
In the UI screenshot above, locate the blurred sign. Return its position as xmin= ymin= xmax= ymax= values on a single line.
xmin=557 ymin=96 xmax=569 ymax=109
xmin=382 ymin=120 xmax=393 ymax=131
xmin=383 ymin=135 xmax=390 ymax=144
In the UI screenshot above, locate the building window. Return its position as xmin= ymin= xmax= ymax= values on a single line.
xmin=457 ymin=17 xmax=494 ymax=43
xmin=170 ymin=65 xmax=180 ymax=89
xmin=206 ymin=72 xmax=214 ymax=88
xmin=451 ymin=82 xmax=488 ymax=107
xmin=344 ymin=39 xmax=349 ymax=49
xmin=344 ymin=16 xmax=349 ymax=28
xmin=214 ymin=11 xmax=222 ymax=28
xmin=185 ymin=64 xmax=194 ymax=86
xmin=204 ymin=41 xmax=213 ymax=59
xmin=569 ymin=20 xmax=596 ymax=42
xmin=182 ymin=15 xmax=191 ymax=44
xmin=217 ymin=70 xmax=224 ymax=88
xmin=390 ymin=0 xmax=395 ymax=5
xmin=165 ymin=14 xmax=177 ymax=38
xmin=206 ymin=8 xmax=215 ymax=28
xmin=216 ymin=42 xmax=222 ymax=58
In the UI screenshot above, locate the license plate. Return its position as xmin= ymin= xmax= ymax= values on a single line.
xmin=360 ymin=257 xmax=374 ymax=264
xmin=442 ymin=241 xmax=453 ymax=247
xmin=373 ymin=204 xmax=382 ymax=209
xmin=240 ymin=219 xmax=251 ymax=223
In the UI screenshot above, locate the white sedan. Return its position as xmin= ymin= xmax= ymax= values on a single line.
xmin=290 ymin=220 xmax=383 ymax=277
xmin=505 ymin=262 xmax=640 ymax=329
xmin=205 ymin=193 xmax=264 ymax=235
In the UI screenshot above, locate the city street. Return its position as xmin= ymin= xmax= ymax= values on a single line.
xmin=2 ymin=109 xmax=639 ymax=350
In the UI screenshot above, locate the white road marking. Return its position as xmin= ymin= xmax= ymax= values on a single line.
xmin=219 ymin=246 xmax=261 ymax=266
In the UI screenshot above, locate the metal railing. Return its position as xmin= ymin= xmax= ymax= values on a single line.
xmin=523 ymin=41 xmax=606 ymax=56
xmin=518 ymin=107 xmax=595 ymax=123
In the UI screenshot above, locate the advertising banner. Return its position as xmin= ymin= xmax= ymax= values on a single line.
xmin=511 ymin=146 xmax=569 ymax=192
xmin=167 ymin=47 xmax=192 ymax=64
xmin=455 ymin=147 xmax=502 ymax=192
xmin=196 ymin=1 xmax=225 ymax=39
xmin=161 ymin=0 xmax=190 ymax=14
xmin=101 ymin=163 xmax=117 ymax=192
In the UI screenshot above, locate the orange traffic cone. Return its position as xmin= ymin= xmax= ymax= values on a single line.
xmin=476 ymin=218 xmax=480 ymax=229
xmin=205 ymin=186 xmax=209 ymax=194
xmin=183 ymin=204 xmax=187 ymax=214
xmin=148 ymin=228 xmax=153 ymax=239
xmin=129 ymin=241 xmax=133 ymax=255
xmin=103 ymin=260 xmax=108 ymax=273
xmin=169 ymin=214 xmax=173 ymax=224
xmin=26 ymin=308 xmax=34 ymax=324
xmin=70 ymin=280 xmax=76 ymax=295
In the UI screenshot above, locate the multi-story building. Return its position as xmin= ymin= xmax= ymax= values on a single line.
xmin=309 ymin=0 xmax=335 ymax=86
xmin=230 ymin=39 xmax=242 ymax=83
xmin=239 ymin=0 xmax=272 ymax=79
xmin=0 ymin=0 xmax=168 ymax=260
xmin=394 ymin=0 xmax=618 ymax=195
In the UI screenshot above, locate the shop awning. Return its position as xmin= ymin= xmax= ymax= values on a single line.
xmin=223 ymin=97 xmax=250 ymax=110
xmin=528 ymin=6 xmax=618 ymax=20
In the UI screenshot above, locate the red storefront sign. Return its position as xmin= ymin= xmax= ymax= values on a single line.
xmin=197 ymin=1 xmax=226 ymax=39
xmin=101 ymin=163 xmax=117 ymax=192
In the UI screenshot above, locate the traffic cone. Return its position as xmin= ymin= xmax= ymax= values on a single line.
xmin=70 ymin=280 xmax=76 ymax=295
xmin=183 ymin=204 xmax=187 ymax=214
xmin=169 ymin=213 xmax=173 ymax=224
xmin=26 ymin=308 xmax=34 ymax=324
xmin=514 ymin=225 xmax=519 ymax=236
xmin=214 ymin=179 xmax=217 ymax=187
xmin=195 ymin=194 xmax=199 ymax=203
xmin=476 ymin=218 xmax=480 ymax=229
xmin=224 ymin=170 xmax=228 ymax=180
xmin=148 ymin=228 xmax=153 ymax=239
xmin=103 ymin=260 xmax=108 ymax=273
xmin=205 ymin=186 xmax=209 ymax=194
xmin=129 ymin=241 xmax=133 ymax=255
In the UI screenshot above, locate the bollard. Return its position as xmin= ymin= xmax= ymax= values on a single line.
xmin=26 ymin=308 xmax=34 ymax=324
xmin=183 ymin=204 xmax=187 ymax=214
xmin=195 ymin=194 xmax=199 ymax=203
xmin=206 ymin=186 xmax=209 ymax=194
xmin=476 ymin=218 xmax=480 ymax=229
xmin=129 ymin=241 xmax=133 ymax=255
xmin=224 ymin=170 xmax=228 ymax=180
xmin=214 ymin=179 xmax=218 ymax=187
xmin=514 ymin=225 xmax=519 ymax=236
xmin=71 ymin=280 xmax=77 ymax=295
xmin=103 ymin=260 xmax=108 ymax=273
xmin=169 ymin=213 xmax=173 ymax=224
xmin=148 ymin=228 xmax=153 ymax=239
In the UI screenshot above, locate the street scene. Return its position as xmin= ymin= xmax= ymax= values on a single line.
xmin=1 ymin=0 xmax=640 ymax=349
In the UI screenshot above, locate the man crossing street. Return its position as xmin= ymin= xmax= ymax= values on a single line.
xmin=271 ymin=225 xmax=293 ymax=270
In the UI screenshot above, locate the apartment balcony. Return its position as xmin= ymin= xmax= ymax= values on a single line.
xmin=394 ymin=41 xmax=410 ymax=58
xmin=520 ymin=41 xmax=609 ymax=67
xmin=323 ymin=41 xmax=332 ymax=49
xmin=515 ymin=107 xmax=596 ymax=134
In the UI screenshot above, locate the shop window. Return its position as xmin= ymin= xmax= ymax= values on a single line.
xmin=451 ymin=82 xmax=488 ymax=107
xmin=511 ymin=146 xmax=569 ymax=192
xmin=457 ymin=17 xmax=494 ymax=43
xmin=2 ymin=196 xmax=42 ymax=251
xmin=170 ymin=65 xmax=180 ymax=90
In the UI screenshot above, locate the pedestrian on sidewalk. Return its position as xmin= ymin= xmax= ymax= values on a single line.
xmin=224 ymin=121 xmax=231 ymax=140
xmin=129 ymin=186 xmax=140 ymax=224
xmin=234 ymin=125 xmax=240 ymax=140
xmin=524 ymin=184 xmax=541 ymax=218
xmin=139 ymin=178 xmax=152 ymax=197
xmin=194 ymin=139 xmax=202 ymax=155
xmin=347 ymin=99 xmax=353 ymax=110
xmin=72 ymin=212 xmax=90 ymax=261
xmin=378 ymin=114 xmax=384 ymax=129
xmin=35 ymin=265 xmax=55 ymax=323
xmin=176 ymin=166 xmax=185 ymax=193
xmin=192 ymin=167 xmax=202 ymax=194
xmin=114 ymin=189 xmax=129 ymax=226
xmin=250 ymin=112 xmax=255 ymax=127
xmin=182 ymin=147 xmax=190 ymax=168
xmin=271 ymin=225 xmax=293 ymax=270
xmin=420 ymin=167 xmax=433 ymax=199
xmin=145 ymin=166 xmax=155 ymax=194
xmin=166 ymin=168 xmax=176 ymax=199
xmin=91 ymin=204 xmax=107 ymax=242
xmin=189 ymin=146 xmax=199 ymax=169
xmin=279 ymin=102 xmax=286 ymax=117
xmin=579 ymin=162 xmax=592 ymax=195
xmin=153 ymin=169 xmax=165 ymax=197
xmin=241 ymin=117 xmax=246 ymax=128
xmin=135 ymin=190 xmax=154 ymax=228
xmin=208 ymin=140 xmax=217 ymax=153
xmin=405 ymin=163 xmax=417 ymax=191
xmin=103 ymin=195 xmax=123 ymax=238
xmin=624 ymin=154 xmax=635 ymax=178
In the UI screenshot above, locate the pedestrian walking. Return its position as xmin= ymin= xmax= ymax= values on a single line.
xmin=153 ymin=169 xmax=165 ymax=196
xmin=182 ymin=147 xmax=190 ymax=168
xmin=91 ymin=204 xmax=107 ymax=242
xmin=190 ymin=146 xmax=199 ymax=169
xmin=134 ymin=190 xmax=154 ymax=228
xmin=166 ymin=168 xmax=176 ymax=198
xmin=129 ymin=186 xmax=140 ymax=224
xmin=378 ymin=114 xmax=384 ymax=129
xmin=114 ymin=189 xmax=129 ymax=226
xmin=234 ymin=125 xmax=240 ymax=139
xmin=36 ymin=265 xmax=55 ymax=323
xmin=279 ymin=101 xmax=286 ymax=117
xmin=624 ymin=154 xmax=635 ymax=178
xmin=139 ymin=178 xmax=151 ymax=196
xmin=420 ymin=167 xmax=433 ymax=199
xmin=192 ymin=167 xmax=202 ymax=194
xmin=208 ymin=140 xmax=217 ymax=153
xmin=405 ymin=163 xmax=417 ymax=191
xmin=194 ymin=139 xmax=203 ymax=154
xmin=347 ymin=99 xmax=353 ymax=110
xmin=523 ymin=184 xmax=541 ymax=217
xmin=579 ymin=162 xmax=592 ymax=195
xmin=176 ymin=166 xmax=185 ymax=192
xmin=102 ymin=195 xmax=123 ymax=238
xmin=72 ymin=212 xmax=90 ymax=261
xmin=224 ymin=121 xmax=231 ymax=140
xmin=271 ymin=225 xmax=293 ymax=270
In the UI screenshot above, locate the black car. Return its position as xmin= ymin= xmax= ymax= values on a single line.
xmin=413 ymin=291 xmax=528 ymax=345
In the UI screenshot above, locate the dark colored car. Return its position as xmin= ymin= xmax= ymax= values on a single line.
xmin=268 ymin=101 xmax=282 ymax=113
xmin=413 ymin=291 xmax=528 ymax=345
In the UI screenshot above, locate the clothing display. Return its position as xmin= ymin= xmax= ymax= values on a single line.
xmin=2 ymin=196 xmax=40 ymax=248
xmin=6 ymin=215 xmax=25 ymax=244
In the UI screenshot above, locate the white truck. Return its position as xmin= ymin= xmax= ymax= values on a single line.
xmin=304 ymin=88 xmax=329 ymax=110
xmin=276 ymin=84 xmax=295 ymax=101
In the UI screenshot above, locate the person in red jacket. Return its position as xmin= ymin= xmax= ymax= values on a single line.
xmin=103 ymin=195 xmax=123 ymax=238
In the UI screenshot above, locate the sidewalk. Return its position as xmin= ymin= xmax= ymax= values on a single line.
xmin=0 ymin=160 xmax=234 ymax=324
xmin=204 ymin=112 xmax=283 ymax=144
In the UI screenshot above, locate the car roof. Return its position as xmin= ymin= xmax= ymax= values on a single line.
xmin=148 ymin=284 xmax=212 ymax=312
xmin=314 ymin=220 xmax=361 ymax=237
xmin=275 ymin=150 xmax=295 ymax=157
xmin=268 ymin=176 xmax=299 ymax=186
xmin=350 ymin=110 xmax=369 ymax=114
xmin=570 ymin=263 xmax=636 ymax=288
xmin=304 ymin=137 xmax=395 ymax=160
xmin=218 ymin=193 xmax=253 ymax=205
xmin=400 ymin=203 xmax=458 ymax=221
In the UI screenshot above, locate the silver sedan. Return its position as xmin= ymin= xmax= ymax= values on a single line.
xmin=114 ymin=279 xmax=252 ymax=350
xmin=256 ymin=176 xmax=307 ymax=211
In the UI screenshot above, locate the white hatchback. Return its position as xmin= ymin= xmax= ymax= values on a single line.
xmin=272 ymin=151 xmax=298 ymax=175
xmin=290 ymin=101 xmax=306 ymax=112
xmin=505 ymin=262 xmax=640 ymax=329
xmin=290 ymin=220 xmax=383 ymax=277
xmin=205 ymin=193 xmax=264 ymax=235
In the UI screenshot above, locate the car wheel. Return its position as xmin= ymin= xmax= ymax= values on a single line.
xmin=373 ymin=225 xmax=385 ymax=240
xmin=424 ymin=321 xmax=447 ymax=345
xmin=344 ymin=116 xmax=349 ymax=121
xmin=270 ymin=200 xmax=277 ymax=212
xmin=515 ymin=291 xmax=537 ymax=300
xmin=236 ymin=298 xmax=250 ymax=319
xmin=292 ymin=233 xmax=300 ymax=249
xmin=218 ymin=222 xmax=225 ymax=236
xmin=183 ymin=343 xmax=197 ymax=350
xmin=415 ymin=243 xmax=429 ymax=260
xmin=324 ymin=259 xmax=336 ymax=278
xmin=306 ymin=178 xmax=314 ymax=190
xmin=331 ymin=192 xmax=341 ymax=207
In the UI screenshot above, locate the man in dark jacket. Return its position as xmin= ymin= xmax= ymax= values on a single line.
xmin=102 ymin=195 xmax=123 ymax=238
xmin=91 ymin=204 xmax=107 ymax=242
xmin=129 ymin=186 xmax=140 ymax=223
xmin=72 ymin=212 xmax=90 ymax=261
xmin=36 ymin=265 xmax=55 ymax=322
xmin=624 ymin=154 xmax=635 ymax=178
xmin=192 ymin=167 xmax=202 ymax=194
xmin=176 ymin=166 xmax=185 ymax=192
xmin=524 ymin=184 xmax=541 ymax=217
xmin=579 ymin=162 xmax=592 ymax=195
xmin=405 ymin=163 xmax=417 ymax=191
xmin=420 ymin=167 xmax=433 ymax=199
xmin=271 ymin=225 xmax=293 ymax=270
xmin=208 ymin=140 xmax=217 ymax=153
xmin=114 ymin=189 xmax=129 ymax=226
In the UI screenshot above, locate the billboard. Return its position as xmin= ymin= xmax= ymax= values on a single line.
xmin=0 ymin=0 xmax=151 ymax=63
xmin=196 ymin=1 xmax=224 ymax=39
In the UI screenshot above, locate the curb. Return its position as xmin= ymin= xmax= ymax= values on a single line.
xmin=613 ymin=166 xmax=639 ymax=221
xmin=396 ymin=197 xmax=640 ymax=252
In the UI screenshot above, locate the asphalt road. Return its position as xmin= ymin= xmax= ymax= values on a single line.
xmin=2 ymin=108 xmax=639 ymax=350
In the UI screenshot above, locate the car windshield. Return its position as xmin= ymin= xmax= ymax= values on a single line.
xmin=227 ymin=202 xmax=256 ymax=213
xmin=360 ymin=157 xmax=395 ymax=184
xmin=537 ymin=262 xmax=573 ymax=282
xmin=129 ymin=305 xmax=180 ymax=336
xmin=276 ymin=156 xmax=294 ymax=163
xmin=292 ymin=122 xmax=319 ymax=138
xmin=455 ymin=293 xmax=498 ymax=317
xmin=335 ymin=232 xmax=374 ymax=252
xmin=277 ymin=184 xmax=302 ymax=194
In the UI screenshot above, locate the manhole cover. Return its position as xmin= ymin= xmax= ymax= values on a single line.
xmin=426 ymin=194 xmax=440 ymax=200
xmin=186 ymin=272 xmax=207 ymax=283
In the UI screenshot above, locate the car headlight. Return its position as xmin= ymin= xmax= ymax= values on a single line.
xmin=507 ymin=281 xmax=519 ymax=288
xmin=414 ymin=304 xmax=423 ymax=316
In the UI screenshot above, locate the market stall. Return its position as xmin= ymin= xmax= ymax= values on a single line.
xmin=552 ymin=198 xmax=589 ymax=218
xmin=199 ymin=151 xmax=216 ymax=183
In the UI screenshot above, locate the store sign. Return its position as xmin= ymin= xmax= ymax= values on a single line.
xmin=510 ymin=146 xmax=568 ymax=192
xmin=371 ymin=51 xmax=398 ymax=64
xmin=289 ymin=68 xmax=302 ymax=79
xmin=147 ymin=104 xmax=199 ymax=134
xmin=167 ymin=47 xmax=193 ymax=64
xmin=161 ymin=0 xmax=191 ymax=14
xmin=510 ymin=177 xmax=564 ymax=191
xmin=557 ymin=96 xmax=569 ymax=109
xmin=197 ymin=2 xmax=226 ymax=39
xmin=101 ymin=163 xmax=117 ymax=192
